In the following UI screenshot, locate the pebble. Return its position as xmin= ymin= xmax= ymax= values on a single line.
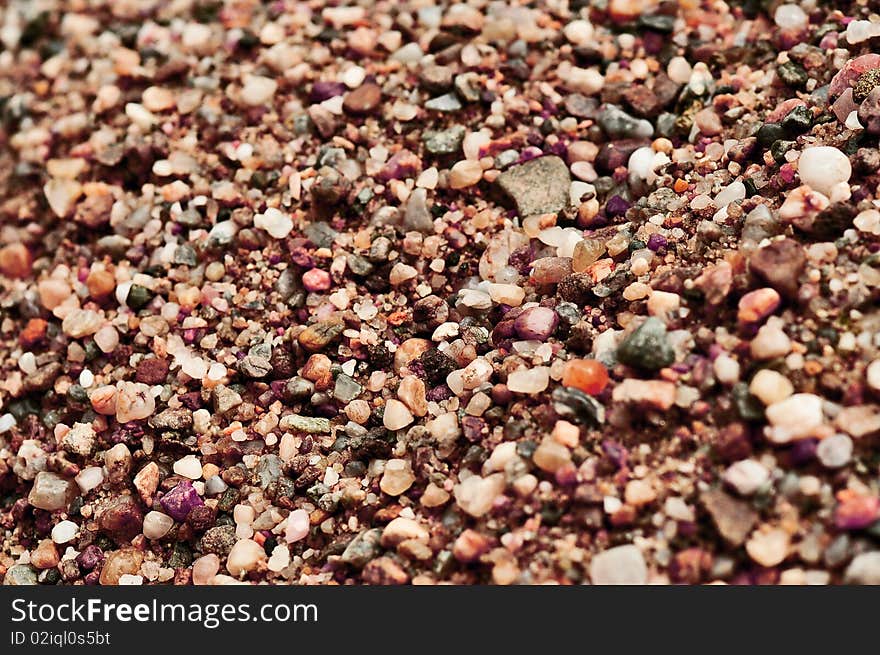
xmin=448 ymin=160 xmax=484 ymax=189
xmin=774 ymin=4 xmax=808 ymax=30
xmin=487 ymin=283 xmax=525 ymax=306
xmin=563 ymin=20 xmax=594 ymax=45
xmin=616 ymin=317 xmax=674 ymax=371
xmin=562 ymin=359 xmax=609 ymax=395
xmin=343 ymin=83 xmax=382 ymax=114
xmin=749 ymin=238 xmax=805 ymax=300
xmin=454 ymin=473 xmax=505 ymax=517
xmin=61 ymin=309 xmax=102 ymax=338
xmin=383 ymin=398 xmax=414 ymax=431
xmin=589 ymin=545 xmax=648 ymax=585
xmin=380 ymin=459 xmax=415 ymax=496
xmin=597 ymin=105 xmax=653 ymax=139
xmin=495 ymin=156 xmax=571 ymax=217
xmin=397 ymin=375 xmax=427 ymax=417
xmin=226 ymin=538 xmax=267 ymax=576
xmin=749 ymin=322 xmax=791 ymax=360
xmin=737 ymin=288 xmax=780 ymax=324
xmin=143 ymin=511 xmax=175 ymax=539
xmin=816 ymin=434 xmax=853 ymax=469
xmin=723 ymin=459 xmax=770 ymax=496
xmin=59 ymin=422 xmax=95 ymax=456
xmin=173 ymin=456 xmax=203 ymax=480
xmin=513 ymin=306 xmax=558 ymax=341
xmin=421 ymin=483 xmax=451 ymax=508
xmin=701 ymin=489 xmax=758 ymax=546
xmin=28 ymin=472 xmax=77 ymax=511
xmin=745 ymin=528 xmax=789 ymax=567
xmin=844 ymin=552 xmax=880 ymax=584
xmin=532 ymin=437 xmax=572 ymax=473
xmin=44 ymin=178 xmax=82 ymax=217
xmin=160 ymin=480 xmax=204 ymax=521
xmin=749 ymin=369 xmax=794 ymax=405
xmin=624 ymin=479 xmax=656 ymax=506
xmin=765 ymin=393 xmax=824 ymax=443
xmin=254 ymin=207 xmax=293 ymax=239
xmin=192 ymin=554 xmax=221 ymax=585
xmin=285 ymin=509 xmax=310 ymax=543
xmin=267 ymin=546 xmax=290 ymax=573
xmin=31 ymin=540 xmax=60 ymax=570
xmin=507 ymin=367 xmax=550 ymax=394
xmin=453 ymin=529 xmax=491 ymax=563
xmin=713 ymin=355 xmax=740 ymax=386
xmin=133 ymin=462 xmax=159 ymax=505
xmin=240 ymin=75 xmax=277 ymax=106
xmin=867 ymin=359 xmax=880 ymax=392
xmin=798 ymin=146 xmax=851 ymax=197
xmin=115 ymin=381 xmax=156 ymax=423
xmin=381 ymin=517 xmax=429 ymax=548
xmin=612 ymin=379 xmax=676 ymax=411
xmin=75 ymin=466 xmax=104 ymax=494
xmin=51 ymin=520 xmax=79 ymax=544
xmin=858 ymin=87 xmax=880 ymax=135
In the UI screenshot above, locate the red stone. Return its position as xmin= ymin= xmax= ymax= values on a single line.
xmin=562 ymin=359 xmax=609 ymax=396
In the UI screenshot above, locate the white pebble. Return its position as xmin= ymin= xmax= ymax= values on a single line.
xmin=774 ymin=4 xmax=808 ymax=30
xmin=563 ymin=19 xmax=594 ymax=45
xmin=173 ymin=455 xmax=203 ymax=480
xmin=51 ymin=520 xmax=79 ymax=544
xmin=816 ymin=434 xmax=853 ymax=468
xmin=254 ymin=207 xmax=293 ymax=239
xmin=765 ymin=393 xmax=824 ymax=443
xmin=723 ymin=459 xmax=770 ymax=496
xmin=749 ymin=369 xmax=794 ymax=405
xmin=240 ymin=75 xmax=277 ymax=106
xmin=798 ymin=146 xmax=851 ymax=197
xmin=713 ymin=354 xmax=740 ymax=386
xmin=0 ymin=413 xmax=15 ymax=433
xmin=507 ymin=367 xmax=550 ymax=394
xmin=78 ymin=369 xmax=94 ymax=388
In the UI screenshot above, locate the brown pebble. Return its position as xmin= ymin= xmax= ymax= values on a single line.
xmin=343 ymin=83 xmax=382 ymax=114
xmin=135 ymin=358 xmax=170 ymax=385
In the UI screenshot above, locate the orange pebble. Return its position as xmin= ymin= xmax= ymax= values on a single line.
xmin=20 ymin=318 xmax=48 ymax=347
xmin=673 ymin=178 xmax=689 ymax=193
xmin=86 ymin=269 xmax=116 ymax=298
xmin=0 ymin=243 xmax=32 ymax=279
xmin=562 ymin=359 xmax=609 ymax=396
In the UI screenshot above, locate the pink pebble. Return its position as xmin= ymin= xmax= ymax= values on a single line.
xmin=302 ymin=268 xmax=331 ymax=291
xmin=285 ymin=509 xmax=310 ymax=543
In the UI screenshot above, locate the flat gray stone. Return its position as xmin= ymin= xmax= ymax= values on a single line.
xmin=495 ymin=155 xmax=570 ymax=217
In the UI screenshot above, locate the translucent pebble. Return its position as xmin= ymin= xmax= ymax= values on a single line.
xmin=285 ymin=509 xmax=310 ymax=543
xmin=667 ymin=56 xmax=692 ymax=84
xmin=143 ymin=511 xmax=174 ymax=539
xmin=506 ymin=366 xmax=550 ymax=393
xmin=713 ymin=181 xmax=746 ymax=208
xmin=75 ymin=466 xmax=104 ymax=493
xmin=380 ymin=459 xmax=416 ymax=496
xmin=774 ymin=4 xmax=808 ymax=30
